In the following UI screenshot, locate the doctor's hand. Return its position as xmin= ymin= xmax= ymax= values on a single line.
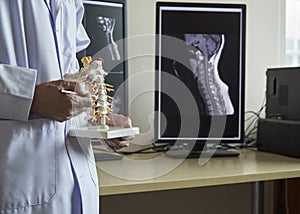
xmin=92 ymin=113 xmax=134 ymax=150
xmin=31 ymin=80 xmax=93 ymax=122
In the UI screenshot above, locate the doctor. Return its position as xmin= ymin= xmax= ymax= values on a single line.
xmin=0 ymin=0 xmax=130 ymax=213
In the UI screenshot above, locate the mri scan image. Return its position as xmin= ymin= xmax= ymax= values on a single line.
xmin=182 ymin=34 xmax=234 ymax=116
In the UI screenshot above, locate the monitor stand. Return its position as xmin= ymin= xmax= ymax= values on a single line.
xmin=92 ymin=140 xmax=124 ymax=161
xmin=93 ymin=149 xmax=124 ymax=161
xmin=164 ymin=143 xmax=239 ymax=159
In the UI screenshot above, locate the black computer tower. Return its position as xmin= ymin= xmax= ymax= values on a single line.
xmin=257 ymin=118 xmax=300 ymax=158
xmin=266 ymin=66 xmax=300 ymax=121
xmin=257 ymin=67 xmax=300 ymax=157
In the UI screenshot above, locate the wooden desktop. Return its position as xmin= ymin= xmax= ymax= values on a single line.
xmin=96 ymin=149 xmax=300 ymax=214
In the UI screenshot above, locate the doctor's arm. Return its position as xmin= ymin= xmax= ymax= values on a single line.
xmin=0 ymin=64 xmax=37 ymax=121
xmin=0 ymin=64 xmax=93 ymax=122
xmin=30 ymin=80 xmax=93 ymax=122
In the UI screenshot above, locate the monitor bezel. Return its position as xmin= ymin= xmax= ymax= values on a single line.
xmin=154 ymin=2 xmax=246 ymax=145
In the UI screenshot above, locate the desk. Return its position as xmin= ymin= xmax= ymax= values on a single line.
xmin=96 ymin=149 xmax=300 ymax=214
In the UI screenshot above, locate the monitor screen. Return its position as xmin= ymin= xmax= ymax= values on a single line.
xmin=155 ymin=2 xmax=246 ymax=150
xmin=80 ymin=0 xmax=128 ymax=115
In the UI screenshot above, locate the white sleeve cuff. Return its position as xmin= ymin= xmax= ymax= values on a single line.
xmin=0 ymin=65 xmax=37 ymax=121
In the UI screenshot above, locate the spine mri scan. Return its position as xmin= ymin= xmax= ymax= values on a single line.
xmin=182 ymin=34 xmax=234 ymax=116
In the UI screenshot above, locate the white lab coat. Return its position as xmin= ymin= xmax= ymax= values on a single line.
xmin=0 ymin=0 xmax=99 ymax=213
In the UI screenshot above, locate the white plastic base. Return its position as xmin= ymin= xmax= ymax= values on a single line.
xmin=68 ymin=126 xmax=139 ymax=139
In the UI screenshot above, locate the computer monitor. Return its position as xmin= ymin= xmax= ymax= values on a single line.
xmin=155 ymin=2 xmax=246 ymax=158
xmin=80 ymin=0 xmax=128 ymax=115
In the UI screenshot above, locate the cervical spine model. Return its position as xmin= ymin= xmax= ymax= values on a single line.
xmin=65 ymin=56 xmax=114 ymax=130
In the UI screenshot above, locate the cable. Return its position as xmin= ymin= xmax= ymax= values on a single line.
xmin=244 ymin=94 xmax=266 ymax=147
xmin=116 ymin=143 xmax=169 ymax=155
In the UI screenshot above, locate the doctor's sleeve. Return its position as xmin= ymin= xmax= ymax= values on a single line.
xmin=0 ymin=64 xmax=37 ymax=121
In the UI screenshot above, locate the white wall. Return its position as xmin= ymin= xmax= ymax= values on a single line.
xmin=126 ymin=0 xmax=285 ymax=144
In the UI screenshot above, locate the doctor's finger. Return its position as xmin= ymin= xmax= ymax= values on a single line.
xmin=74 ymin=83 xmax=90 ymax=96
xmin=50 ymin=79 xmax=77 ymax=90
xmin=104 ymin=139 xmax=130 ymax=151
xmin=61 ymin=81 xmax=91 ymax=96
xmin=56 ymin=105 xmax=89 ymax=121
xmin=37 ymin=110 xmax=70 ymax=123
xmin=68 ymin=108 xmax=89 ymax=119
xmin=55 ymin=79 xmax=90 ymax=96
xmin=67 ymin=94 xmax=93 ymax=108
xmin=106 ymin=114 xmax=132 ymax=128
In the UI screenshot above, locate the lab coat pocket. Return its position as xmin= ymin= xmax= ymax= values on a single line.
xmin=61 ymin=0 xmax=77 ymax=56
xmin=0 ymin=119 xmax=58 ymax=210
xmin=66 ymin=136 xmax=98 ymax=187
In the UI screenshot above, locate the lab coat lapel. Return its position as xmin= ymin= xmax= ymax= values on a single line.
xmin=53 ymin=0 xmax=62 ymax=24
xmin=43 ymin=0 xmax=62 ymax=26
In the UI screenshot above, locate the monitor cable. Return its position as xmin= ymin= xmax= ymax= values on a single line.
xmin=116 ymin=143 xmax=170 ymax=155
xmin=244 ymin=93 xmax=266 ymax=148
